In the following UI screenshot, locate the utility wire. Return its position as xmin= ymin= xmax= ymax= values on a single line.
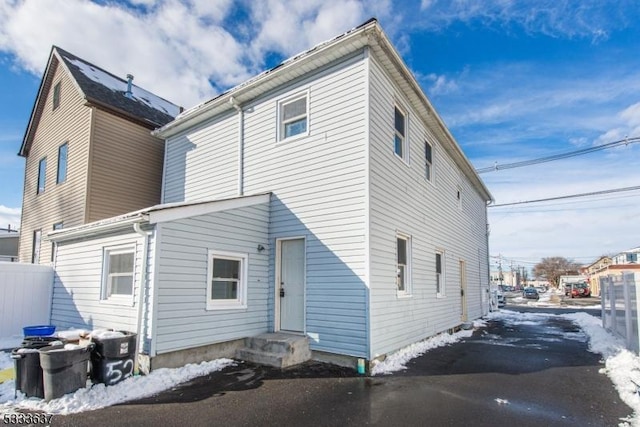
xmin=489 ymin=185 xmax=640 ymax=207
xmin=476 ymin=136 xmax=640 ymax=174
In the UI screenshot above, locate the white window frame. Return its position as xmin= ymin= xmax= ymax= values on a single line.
xmin=101 ymin=245 xmax=136 ymax=305
xmin=277 ymin=90 xmax=310 ymax=142
xmin=425 ymin=140 xmax=433 ymax=182
xmin=206 ymin=249 xmax=248 ymax=310
xmin=436 ymin=249 xmax=446 ymax=297
xmin=396 ymin=233 xmax=412 ymax=297
xmin=394 ymin=104 xmax=409 ymax=162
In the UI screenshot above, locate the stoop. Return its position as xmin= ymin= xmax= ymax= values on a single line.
xmin=235 ymin=332 xmax=312 ymax=368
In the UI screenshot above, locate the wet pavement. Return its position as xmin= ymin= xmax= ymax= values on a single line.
xmin=53 ymin=307 xmax=631 ymax=427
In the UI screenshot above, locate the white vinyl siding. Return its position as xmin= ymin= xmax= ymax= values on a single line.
xmin=153 ymin=203 xmax=269 ymax=355
xmin=51 ymin=231 xmax=143 ymax=332
xmin=162 ymin=52 xmax=368 ymax=357
xmin=162 ymin=111 xmax=239 ymax=203
xmin=368 ymin=54 xmax=490 ymax=358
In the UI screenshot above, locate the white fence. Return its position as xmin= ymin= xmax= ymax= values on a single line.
xmin=601 ymin=272 xmax=640 ymax=353
xmin=0 ymin=262 xmax=54 ymax=341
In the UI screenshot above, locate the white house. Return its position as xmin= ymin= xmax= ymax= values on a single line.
xmin=49 ymin=19 xmax=493 ymax=371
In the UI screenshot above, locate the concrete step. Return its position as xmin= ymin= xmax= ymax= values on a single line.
xmin=236 ymin=332 xmax=311 ymax=368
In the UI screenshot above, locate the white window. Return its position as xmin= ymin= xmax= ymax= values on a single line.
xmin=436 ymin=250 xmax=445 ymax=297
xmin=278 ymin=92 xmax=309 ymax=141
xmin=207 ymin=250 xmax=248 ymax=310
xmin=396 ymin=234 xmax=411 ymax=295
xmin=102 ymin=246 xmax=135 ymax=302
xmin=456 ymin=185 xmax=462 ymax=209
xmin=394 ymin=105 xmax=407 ymax=160
xmin=425 ymin=141 xmax=433 ymax=181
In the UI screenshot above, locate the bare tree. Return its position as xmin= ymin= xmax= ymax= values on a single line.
xmin=533 ymin=257 xmax=582 ymax=288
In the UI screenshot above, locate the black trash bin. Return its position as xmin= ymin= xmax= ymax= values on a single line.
xmin=39 ymin=344 xmax=94 ymax=401
xmin=90 ymin=331 xmax=137 ymax=386
xmin=12 ymin=337 xmax=65 ymax=398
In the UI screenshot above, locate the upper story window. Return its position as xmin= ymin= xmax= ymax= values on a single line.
xmin=37 ymin=157 xmax=46 ymax=194
xmin=456 ymin=185 xmax=462 ymax=209
xmin=278 ymin=92 xmax=309 ymax=141
xmin=52 ymin=82 xmax=61 ymax=110
xmin=102 ymin=246 xmax=135 ymax=302
xmin=436 ymin=250 xmax=445 ymax=297
xmin=57 ymin=142 xmax=68 ymax=184
xmin=394 ymin=105 xmax=407 ymax=160
xmin=207 ymin=250 xmax=248 ymax=310
xmin=396 ymin=233 xmax=411 ymax=295
xmin=425 ymin=141 xmax=433 ymax=181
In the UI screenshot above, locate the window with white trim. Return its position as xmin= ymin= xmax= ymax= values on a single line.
xmin=207 ymin=250 xmax=248 ymax=309
xmin=394 ymin=105 xmax=407 ymax=160
xmin=425 ymin=141 xmax=433 ymax=181
xmin=102 ymin=246 xmax=135 ymax=301
xmin=456 ymin=185 xmax=462 ymax=209
xmin=278 ymin=92 xmax=308 ymax=141
xmin=436 ymin=250 xmax=445 ymax=297
xmin=396 ymin=234 xmax=411 ymax=294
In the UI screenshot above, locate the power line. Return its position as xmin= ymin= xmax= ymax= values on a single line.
xmin=476 ymin=136 xmax=640 ymax=174
xmin=489 ymin=185 xmax=640 ymax=208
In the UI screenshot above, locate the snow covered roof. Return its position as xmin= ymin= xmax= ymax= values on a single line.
xmin=56 ymin=46 xmax=180 ymax=126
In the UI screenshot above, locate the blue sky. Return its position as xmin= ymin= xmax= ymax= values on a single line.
xmin=1 ymin=0 xmax=639 ymax=268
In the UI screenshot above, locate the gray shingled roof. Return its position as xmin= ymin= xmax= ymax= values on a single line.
xmin=55 ymin=46 xmax=180 ymax=127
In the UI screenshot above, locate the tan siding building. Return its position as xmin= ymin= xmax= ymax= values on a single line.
xmin=18 ymin=46 xmax=179 ymax=263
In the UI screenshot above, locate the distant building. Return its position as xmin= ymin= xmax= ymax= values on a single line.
xmin=0 ymin=230 xmax=19 ymax=262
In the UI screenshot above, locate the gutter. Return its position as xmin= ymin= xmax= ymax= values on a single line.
xmin=49 ymin=215 xmax=147 ymax=243
xmin=133 ymin=222 xmax=151 ymax=371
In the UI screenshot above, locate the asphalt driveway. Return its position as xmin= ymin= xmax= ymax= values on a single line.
xmin=53 ymin=308 xmax=631 ymax=427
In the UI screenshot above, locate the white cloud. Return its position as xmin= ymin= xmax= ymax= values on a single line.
xmin=0 ymin=0 xmax=372 ymax=109
xmin=0 ymin=206 xmax=20 ymax=231
xmin=415 ymin=0 xmax=633 ymax=41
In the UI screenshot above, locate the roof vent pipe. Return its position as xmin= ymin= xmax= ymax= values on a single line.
xmin=125 ymin=74 xmax=134 ymax=98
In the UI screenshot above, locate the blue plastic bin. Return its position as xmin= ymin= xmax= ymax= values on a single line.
xmin=23 ymin=325 xmax=56 ymax=337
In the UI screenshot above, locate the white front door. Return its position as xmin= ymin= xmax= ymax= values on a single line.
xmin=279 ymin=238 xmax=305 ymax=332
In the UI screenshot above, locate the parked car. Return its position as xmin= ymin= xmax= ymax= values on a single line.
xmin=523 ymin=287 xmax=539 ymax=300
xmin=569 ymin=282 xmax=591 ymax=298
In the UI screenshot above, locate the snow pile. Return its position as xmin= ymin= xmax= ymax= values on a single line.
xmin=371 ymin=328 xmax=475 ymax=375
xmin=0 ymin=358 xmax=235 ymax=414
xmin=89 ymin=330 xmax=125 ymax=340
xmin=559 ymin=312 xmax=640 ymax=426
xmin=56 ymin=330 xmax=90 ymax=341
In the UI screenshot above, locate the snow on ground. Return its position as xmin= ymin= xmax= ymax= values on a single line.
xmin=371 ymin=307 xmax=640 ymax=425
xmin=371 ymin=328 xmax=475 ymax=375
xmin=0 ymin=358 xmax=235 ymax=415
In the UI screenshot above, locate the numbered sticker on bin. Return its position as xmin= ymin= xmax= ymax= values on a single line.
xmin=120 ymin=342 xmax=129 ymax=355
